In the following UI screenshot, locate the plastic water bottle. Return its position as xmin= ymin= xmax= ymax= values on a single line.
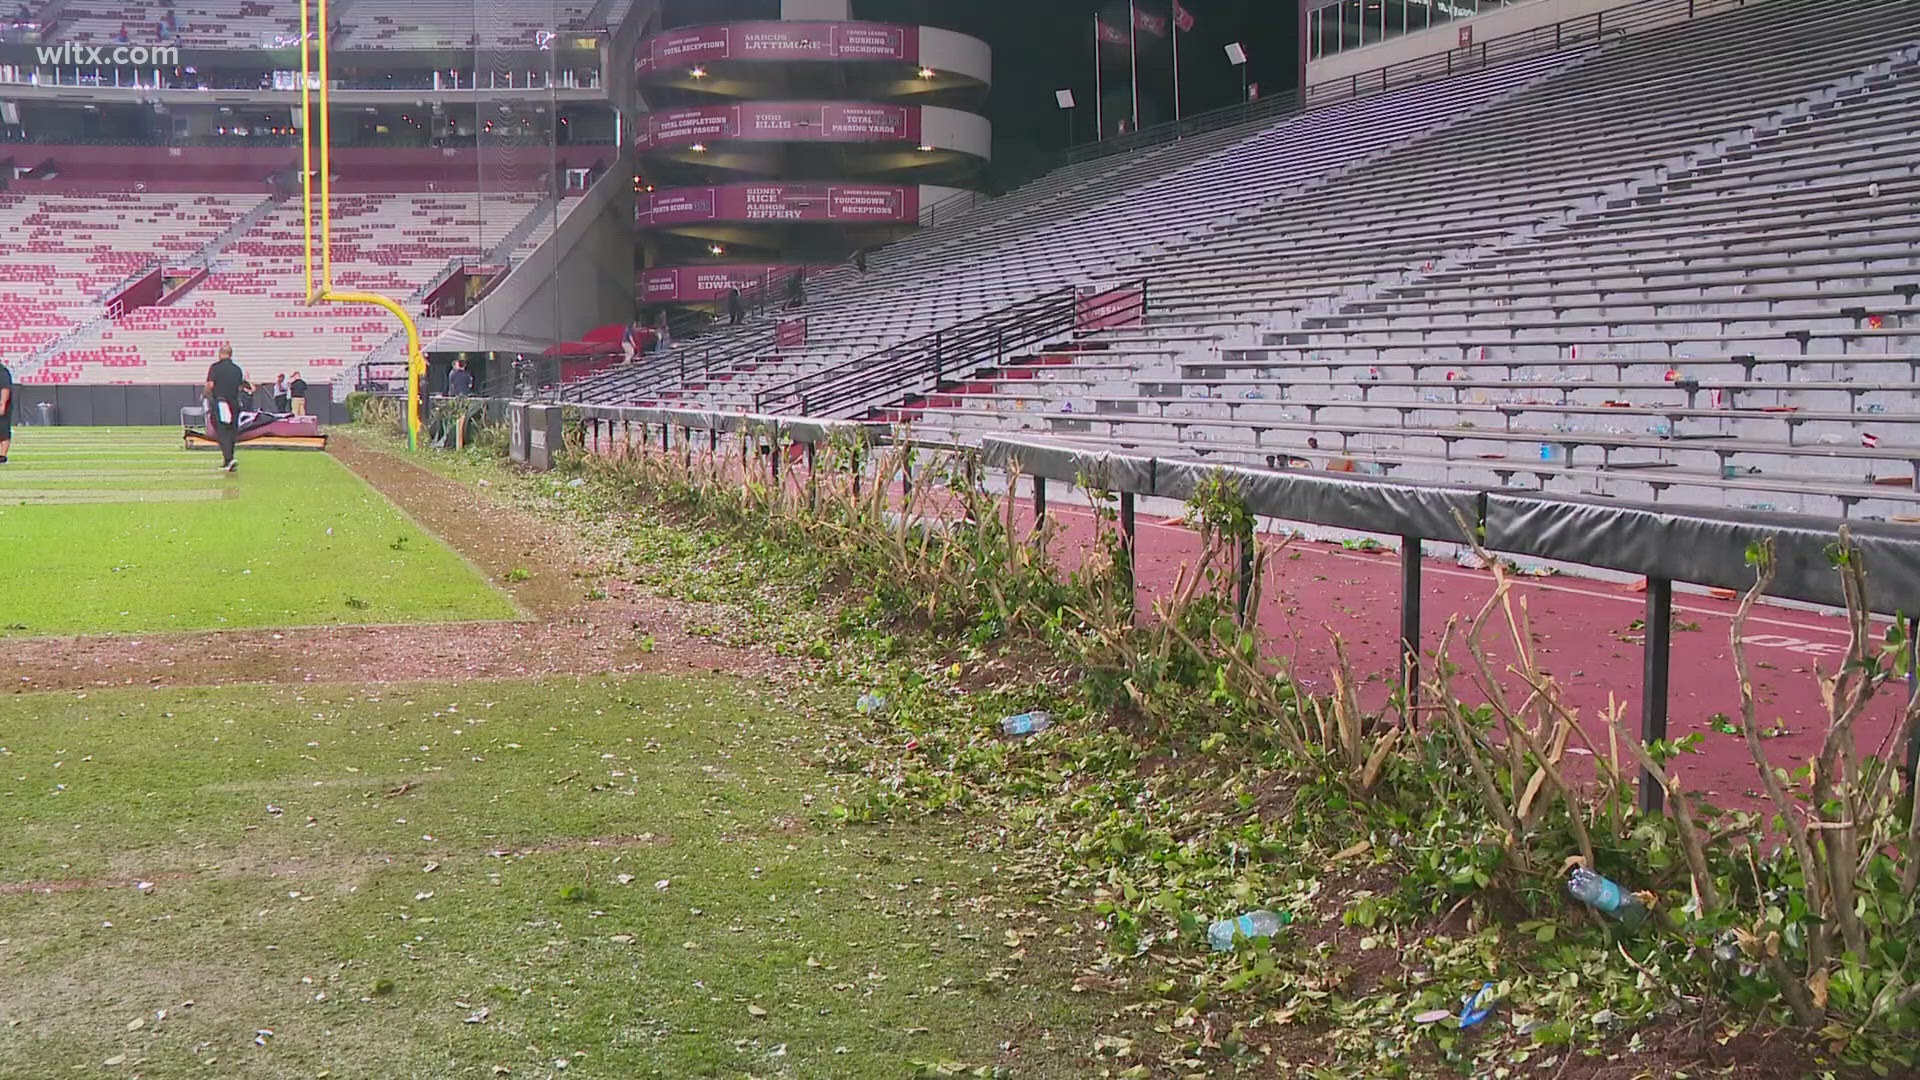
xmin=1207 ymin=909 xmax=1291 ymax=951
xmin=1568 ymin=867 xmax=1647 ymax=928
xmin=999 ymin=711 xmax=1052 ymax=736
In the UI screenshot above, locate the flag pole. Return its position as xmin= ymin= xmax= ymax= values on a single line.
xmin=1172 ymin=9 xmax=1182 ymax=124
xmin=1129 ymin=0 xmax=1140 ymax=130
xmin=1094 ymin=14 xmax=1104 ymax=140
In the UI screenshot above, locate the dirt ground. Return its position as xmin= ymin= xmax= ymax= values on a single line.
xmin=0 ymin=435 xmax=778 ymax=693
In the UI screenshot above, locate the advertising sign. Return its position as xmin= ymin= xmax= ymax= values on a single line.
xmin=636 ymin=21 xmax=919 ymax=74
xmin=639 ymin=264 xmax=810 ymax=304
xmin=634 ymin=102 xmax=921 ymax=149
xmin=638 ymin=183 xmax=918 ymax=226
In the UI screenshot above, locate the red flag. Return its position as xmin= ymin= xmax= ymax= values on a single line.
xmin=1173 ymin=2 xmax=1195 ymax=31
xmin=1096 ymin=18 xmax=1128 ymax=46
xmin=1133 ymin=8 xmax=1168 ymax=37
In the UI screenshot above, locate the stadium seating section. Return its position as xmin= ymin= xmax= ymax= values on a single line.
xmin=28 ymin=193 xmax=576 ymax=386
xmin=578 ymin=0 xmax=1920 ymax=521
xmin=37 ymin=0 xmax=608 ymax=51
xmin=0 ymin=191 xmax=250 ymax=356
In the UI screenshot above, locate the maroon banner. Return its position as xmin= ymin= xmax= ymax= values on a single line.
xmin=634 ymin=102 xmax=922 ymax=150
xmin=775 ymin=318 xmax=808 ymax=348
xmin=636 ymin=21 xmax=920 ymax=75
xmin=638 ymin=183 xmax=920 ymax=227
xmin=640 ymin=264 xmax=809 ymax=304
xmin=1077 ymin=285 xmax=1145 ymax=331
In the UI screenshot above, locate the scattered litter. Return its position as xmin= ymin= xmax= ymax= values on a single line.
xmin=1413 ymin=1009 xmax=1452 ymax=1025
xmin=1459 ymin=983 xmax=1497 ymax=1028
xmin=855 ymin=692 xmax=887 ymax=715
xmin=463 ymin=1006 xmax=490 ymax=1024
xmin=567 ymin=478 xmax=586 ymax=488
xmin=1207 ymin=909 xmax=1291 ymax=951
xmin=1568 ymin=865 xmax=1649 ymax=929
xmin=999 ymin=711 xmax=1052 ymax=737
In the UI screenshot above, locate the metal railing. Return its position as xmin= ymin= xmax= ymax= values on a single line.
xmin=1065 ymin=0 xmax=1750 ymax=166
xmin=751 ymin=281 xmax=1149 ymax=419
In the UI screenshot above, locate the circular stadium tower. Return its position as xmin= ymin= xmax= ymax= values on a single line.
xmin=632 ymin=12 xmax=991 ymax=311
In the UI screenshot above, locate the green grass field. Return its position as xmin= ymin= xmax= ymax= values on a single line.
xmin=0 ymin=428 xmax=516 ymax=637
xmin=0 ymin=676 xmax=1089 ymax=1078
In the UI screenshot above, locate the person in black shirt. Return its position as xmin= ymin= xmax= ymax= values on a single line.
xmin=204 ymin=344 xmax=252 ymax=472
xmin=447 ymin=358 xmax=474 ymax=397
xmin=0 ymin=358 xmax=13 ymax=465
xmin=289 ymin=372 xmax=308 ymax=417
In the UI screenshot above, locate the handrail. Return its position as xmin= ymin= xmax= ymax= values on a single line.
xmin=1065 ymin=0 xmax=1745 ymax=166
xmin=752 ymin=281 xmax=1150 ymax=419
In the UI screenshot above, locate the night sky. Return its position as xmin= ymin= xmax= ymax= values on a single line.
xmin=661 ymin=0 xmax=1304 ymax=189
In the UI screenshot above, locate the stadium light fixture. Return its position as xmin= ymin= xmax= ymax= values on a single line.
xmin=689 ymin=66 xmax=707 ymax=78
xmin=917 ymin=143 xmax=934 ymax=151
xmin=1225 ymin=42 xmax=1250 ymax=102
xmin=709 ymin=243 xmax=726 ymax=256
xmin=1055 ymin=89 xmax=1075 ymax=144
xmin=917 ymin=66 xmax=935 ymax=78
xmin=689 ymin=142 xmax=707 ymax=152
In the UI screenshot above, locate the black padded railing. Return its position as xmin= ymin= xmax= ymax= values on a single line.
xmin=751 ymin=281 xmax=1149 ymax=419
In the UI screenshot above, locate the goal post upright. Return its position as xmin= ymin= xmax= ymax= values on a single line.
xmin=302 ymin=0 xmax=427 ymax=450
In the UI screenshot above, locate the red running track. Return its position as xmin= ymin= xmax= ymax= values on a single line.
xmin=1025 ymin=495 xmax=1907 ymax=808
xmin=582 ymin=431 xmax=1908 ymax=809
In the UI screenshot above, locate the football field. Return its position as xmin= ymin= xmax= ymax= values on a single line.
xmin=0 ymin=427 xmax=517 ymax=637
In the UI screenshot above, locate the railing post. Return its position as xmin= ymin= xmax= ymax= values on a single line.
xmin=933 ymin=331 xmax=944 ymax=387
xmin=1235 ymin=518 xmax=1257 ymax=625
xmin=1905 ymin=616 xmax=1919 ymax=788
xmin=1119 ymin=491 xmax=1137 ymax=618
xmin=769 ymin=427 xmax=780 ymax=483
xmin=805 ymin=442 xmax=818 ymax=510
xmin=1032 ymin=475 xmax=1047 ymax=529
xmin=1639 ymin=576 xmax=1674 ymax=814
xmin=1401 ymin=536 xmax=1422 ymax=712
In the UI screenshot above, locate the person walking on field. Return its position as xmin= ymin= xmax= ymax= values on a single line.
xmin=0 ymin=357 xmax=14 ymax=465
xmin=205 ymin=344 xmax=252 ymax=473
xmin=289 ymin=371 xmax=308 ymax=417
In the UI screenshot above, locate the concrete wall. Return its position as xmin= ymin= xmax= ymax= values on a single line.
xmin=1306 ymin=0 xmax=1651 ymax=87
xmin=7 ymin=382 xmax=348 ymax=427
xmin=782 ymin=0 xmax=850 ymax=19
xmin=431 ymin=154 xmax=637 ymax=352
xmin=920 ymin=25 xmax=994 ymax=87
xmin=920 ymin=104 xmax=993 ymax=160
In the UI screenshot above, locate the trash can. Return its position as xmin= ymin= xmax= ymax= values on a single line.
xmin=35 ymin=401 xmax=57 ymax=427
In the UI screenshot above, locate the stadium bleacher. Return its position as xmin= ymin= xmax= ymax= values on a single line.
xmin=573 ymin=51 xmax=1576 ymax=407
xmin=579 ymin=0 xmax=1920 ymax=522
xmin=0 ymin=191 xmax=253 ymax=358
xmin=54 ymin=1 xmax=301 ymax=50
xmin=30 ymin=192 xmax=577 ymax=387
xmin=337 ymin=0 xmax=597 ymax=50
xmin=38 ymin=0 xmax=603 ymax=51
